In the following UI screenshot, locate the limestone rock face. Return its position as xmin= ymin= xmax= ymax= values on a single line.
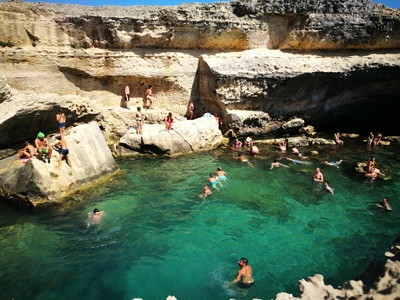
xmin=0 ymin=91 xmax=101 ymax=148
xmin=198 ymin=50 xmax=400 ymax=131
xmin=118 ymin=116 xmax=222 ymax=156
xmin=277 ymin=259 xmax=400 ymax=300
xmin=0 ymin=123 xmax=119 ymax=207
xmin=0 ymin=75 xmax=12 ymax=104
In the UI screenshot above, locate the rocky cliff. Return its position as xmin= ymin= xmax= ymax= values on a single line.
xmin=1 ymin=0 xmax=400 ymax=147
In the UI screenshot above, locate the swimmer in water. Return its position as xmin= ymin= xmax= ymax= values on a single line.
xmin=213 ymin=167 xmax=227 ymax=181
xmin=87 ymin=208 xmax=104 ymax=228
xmin=227 ymin=257 xmax=255 ymax=289
xmin=234 ymin=153 xmax=254 ymax=167
xmin=323 ymin=160 xmax=343 ymax=168
xmin=376 ymin=197 xmax=391 ymax=211
xmin=313 ymin=167 xmax=324 ymax=183
xmin=284 ymin=156 xmax=311 ymax=165
xmin=207 ymin=174 xmax=222 ymax=191
xmin=199 ymin=185 xmax=212 ymax=198
xmin=324 ymin=181 xmax=334 ymax=195
xmin=270 ymin=159 xmax=290 ymax=170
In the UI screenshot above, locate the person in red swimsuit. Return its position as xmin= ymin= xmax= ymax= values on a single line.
xmin=165 ymin=112 xmax=174 ymax=133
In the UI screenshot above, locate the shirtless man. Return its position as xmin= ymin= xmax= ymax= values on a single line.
xmin=56 ymin=109 xmax=67 ymax=137
xmin=292 ymin=144 xmax=307 ymax=158
xmin=124 ymin=84 xmax=131 ymax=107
xmin=244 ymin=137 xmax=253 ymax=148
xmin=313 ymin=167 xmax=324 ymax=183
xmin=228 ymin=257 xmax=255 ymax=288
xmin=207 ymin=174 xmax=222 ymax=191
xmin=51 ymin=135 xmax=72 ymax=168
xmin=35 ymin=132 xmax=52 ymax=163
xmin=279 ymin=139 xmax=288 ymax=151
xmin=188 ymin=101 xmax=194 ymax=120
xmin=270 ymin=159 xmax=290 ymax=170
xmin=16 ymin=141 xmax=36 ymax=159
xmin=199 ymin=185 xmax=212 ymax=199
xmin=144 ymin=85 xmax=156 ymax=109
xmin=323 ymin=160 xmax=343 ymax=168
xmin=87 ymin=208 xmax=104 ymax=227
xmin=213 ymin=167 xmax=228 ymax=181
xmin=333 ymin=131 xmax=344 ymax=145
xmin=324 ymin=181 xmax=334 ymax=195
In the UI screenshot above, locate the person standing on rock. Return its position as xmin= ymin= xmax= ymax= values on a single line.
xmin=51 ymin=135 xmax=72 ymax=169
xmin=188 ymin=101 xmax=194 ymax=120
xmin=124 ymin=84 xmax=131 ymax=109
xmin=165 ymin=112 xmax=174 ymax=133
xmin=56 ymin=109 xmax=66 ymax=138
xmin=227 ymin=257 xmax=255 ymax=288
xmin=136 ymin=107 xmax=143 ymax=135
xmin=144 ymin=85 xmax=156 ymax=109
xmin=35 ymin=132 xmax=52 ymax=163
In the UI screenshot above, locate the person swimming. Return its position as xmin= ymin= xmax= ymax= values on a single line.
xmin=207 ymin=174 xmax=221 ymax=191
xmin=323 ymin=160 xmax=343 ymax=168
xmin=227 ymin=257 xmax=255 ymax=289
xmin=376 ymin=197 xmax=391 ymax=211
xmin=213 ymin=167 xmax=228 ymax=181
xmin=199 ymin=185 xmax=212 ymax=198
xmin=87 ymin=208 xmax=104 ymax=228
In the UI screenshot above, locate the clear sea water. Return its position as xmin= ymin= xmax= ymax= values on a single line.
xmin=1 ymin=138 xmax=399 ymax=300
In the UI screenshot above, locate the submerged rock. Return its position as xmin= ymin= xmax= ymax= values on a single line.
xmin=0 ymin=123 xmax=119 ymax=207
xmin=117 ymin=116 xmax=222 ymax=156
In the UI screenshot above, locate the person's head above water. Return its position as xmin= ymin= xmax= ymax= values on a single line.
xmin=273 ymin=159 xmax=277 ymax=163
xmin=37 ymin=132 xmax=45 ymax=139
xmin=239 ymin=257 xmax=248 ymax=265
xmin=93 ymin=208 xmax=99 ymax=214
xmin=217 ymin=167 xmax=222 ymax=171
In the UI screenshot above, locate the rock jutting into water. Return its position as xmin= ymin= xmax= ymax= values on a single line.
xmin=0 ymin=123 xmax=119 ymax=207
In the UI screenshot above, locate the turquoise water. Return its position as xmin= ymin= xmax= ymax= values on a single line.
xmin=1 ymin=139 xmax=399 ymax=300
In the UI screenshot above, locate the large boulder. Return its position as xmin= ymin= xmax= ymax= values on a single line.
xmin=0 ymin=123 xmax=119 ymax=207
xmin=118 ymin=116 xmax=222 ymax=156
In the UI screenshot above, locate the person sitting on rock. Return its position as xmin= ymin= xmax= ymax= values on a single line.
xmin=16 ymin=141 xmax=36 ymax=159
xmin=250 ymin=144 xmax=259 ymax=156
xmin=333 ymin=130 xmax=344 ymax=145
xmin=367 ymin=132 xmax=374 ymax=146
xmin=35 ymin=132 xmax=52 ymax=163
xmin=374 ymin=131 xmax=383 ymax=146
xmin=367 ymin=156 xmax=376 ymax=173
xmin=51 ymin=135 xmax=72 ymax=169
xmin=244 ymin=137 xmax=253 ymax=148
xmin=279 ymin=139 xmax=288 ymax=151
xmin=188 ymin=101 xmax=195 ymax=120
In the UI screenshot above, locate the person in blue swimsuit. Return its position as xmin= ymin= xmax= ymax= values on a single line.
xmin=206 ymin=174 xmax=222 ymax=191
xmin=284 ymin=156 xmax=311 ymax=165
xmin=213 ymin=167 xmax=227 ymax=181
xmin=323 ymin=160 xmax=343 ymax=168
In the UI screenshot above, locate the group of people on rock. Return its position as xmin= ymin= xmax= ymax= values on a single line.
xmin=124 ymin=84 xmax=157 ymax=110
xmin=367 ymin=131 xmax=383 ymax=147
xmin=16 ymin=109 xmax=72 ymax=168
xmin=199 ymin=167 xmax=228 ymax=198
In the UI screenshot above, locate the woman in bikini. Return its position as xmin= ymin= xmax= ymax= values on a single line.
xmin=136 ymin=107 xmax=143 ymax=135
xmin=165 ymin=112 xmax=173 ymax=133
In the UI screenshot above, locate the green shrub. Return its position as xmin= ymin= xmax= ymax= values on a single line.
xmin=0 ymin=41 xmax=14 ymax=48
